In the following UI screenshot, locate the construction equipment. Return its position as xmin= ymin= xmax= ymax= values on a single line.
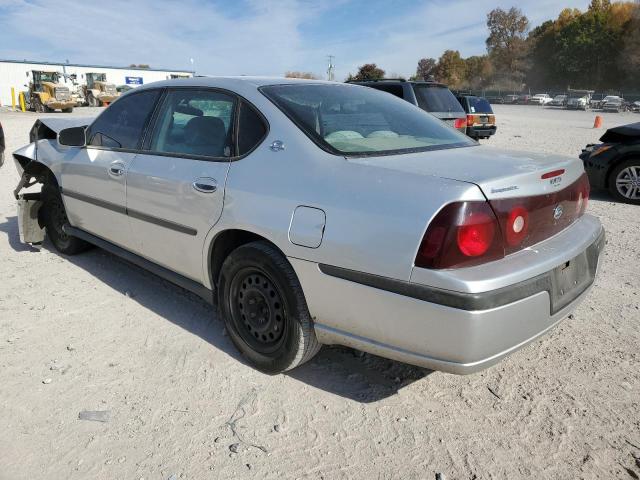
xmin=26 ymin=70 xmax=75 ymax=113
xmin=83 ymin=73 xmax=119 ymax=107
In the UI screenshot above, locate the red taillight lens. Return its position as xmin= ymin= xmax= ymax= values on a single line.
xmin=416 ymin=201 xmax=504 ymax=269
xmin=466 ymin=114 xmax=475 ymax=127
xmin=454 ymin=118 xmax=466 ymax=129
xmin=457 ymin=212 xmax=495 ymax=256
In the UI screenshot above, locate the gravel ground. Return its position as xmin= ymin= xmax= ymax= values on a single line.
xmin=0 ymin=105 xmax=638 ymax=480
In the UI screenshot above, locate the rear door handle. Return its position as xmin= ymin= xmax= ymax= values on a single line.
xmin=192 ymin=177 xmax=217 ymax=193
xmin=108 ymin=161 xmax=125 ymax=177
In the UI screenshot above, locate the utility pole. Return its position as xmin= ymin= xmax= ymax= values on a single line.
xmin=327 ymin=55 xmax=335 ymax=81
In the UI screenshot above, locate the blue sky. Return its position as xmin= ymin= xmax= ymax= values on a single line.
xmin=0 ymin=0 xmax=592 ymax=79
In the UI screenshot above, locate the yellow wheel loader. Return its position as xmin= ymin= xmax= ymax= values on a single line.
xmin=83 ymin=73 xmax=120 ymax=107
xmin=27 ymin=71 xmax=75 ymax=113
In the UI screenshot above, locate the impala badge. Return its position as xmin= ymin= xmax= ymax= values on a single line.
xmin=553 ymin=204 xmax=564 ymax=220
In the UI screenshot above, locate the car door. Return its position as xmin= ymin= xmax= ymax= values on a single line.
xmin=61 ymin=89 xmax=160 ymax=249
xmin=125 ymin=88 xmax=242 ymax=282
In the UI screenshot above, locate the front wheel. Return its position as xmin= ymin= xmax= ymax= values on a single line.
xmin=609 ymin=159 xmax=640 ymax=205
xmin=41 ymin=181 xmax=92 ymax=254
xmin=218 ymin=241 xmax=321 ymax=373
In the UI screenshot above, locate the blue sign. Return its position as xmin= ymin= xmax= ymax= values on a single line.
xmin=125 ymin=76 xmax=143 ymax=85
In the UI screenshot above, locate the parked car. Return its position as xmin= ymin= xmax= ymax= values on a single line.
xmin=10 ymin=77 xmax=604 ymax=374
xmin=630 ymin=101 xmax=640 ymax=113
xmin=456 ymin=95 xmax=497 ymax=140
xmin=580 ymin=122 xmax=640 ymax=204
xmin=504 ymin=94 xmax=520 ymax=104
xmin=348 ymin=78 xmax=467 ymax=133
xmin=530 ymin=94 xmax=553 ymax=105
xmin=485 ymin=96 xmax=504 ymax=105
xmin=517 ymin=94 xmax=531 ymax=105
xmin=567 ymin=90 xmax=593 ymax=110
xmin=549 ymin=94 xmax=568 ymax=107
xmin=601 ymin=96 xmax=625 ymax=113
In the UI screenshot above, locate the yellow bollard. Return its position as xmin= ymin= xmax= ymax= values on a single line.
xmin=19 ymin=92 xmax=26 ymax=112
xmin=11 ymin=87 xmax=16 ymax=111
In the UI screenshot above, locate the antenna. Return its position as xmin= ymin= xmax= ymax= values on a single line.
xmin=327 ymin=55 xmax=335 ymax=81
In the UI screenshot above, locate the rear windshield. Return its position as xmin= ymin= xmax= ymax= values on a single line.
xmin=261 ymin=83 xmax=473 ymax=156
xmin=466 ymin=96 xmax=493 ymax=114
xmin=412 ymin=85 xmax=465 ymax=114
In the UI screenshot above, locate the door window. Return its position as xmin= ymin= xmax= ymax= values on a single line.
xmin=237 ymin=101 xmax=268 ymax=155
xmin=149 ymin=89 xmax=236 ymax=158
xmin=86 ymin=89 xmax=160 ymax=149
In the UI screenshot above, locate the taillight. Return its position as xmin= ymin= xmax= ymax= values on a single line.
xmin=416 ymin=201 xmax=504 ymax=269
xmin=466 ymin=115 xmax=475 ymax=127
xmin=454 ymin=118 xmax=466 ymax=129
xmin=416 ymin=174 xmax=591 ymax=270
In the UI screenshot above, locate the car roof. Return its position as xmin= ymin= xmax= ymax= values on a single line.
xmin=133 ymin=76 xmax=338 ymax=91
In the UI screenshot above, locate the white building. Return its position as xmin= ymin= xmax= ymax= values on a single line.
xmin=0 ymin=59 xmax=193 ymax=107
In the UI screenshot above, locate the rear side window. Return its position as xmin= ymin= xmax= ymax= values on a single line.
xmin=237 ymin=101 xmax=268 ymax=155
xmin=87 ymin=90 xmax=160 ymax=149
xmin=466 ymin=97 xmax=493 ymax=114
xmin=413 ymin=85 xmax=465 ymax=114
xmin=149 ymin=89 xmax=236 ymax=158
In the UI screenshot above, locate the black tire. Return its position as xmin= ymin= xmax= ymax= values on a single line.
xmin=40 ymin=181 xmax=92 ymax=254
xmin=218 ymin=241 xmax=321 ymax=373
xmin=608 ymin=158 xmax=640 ymax=205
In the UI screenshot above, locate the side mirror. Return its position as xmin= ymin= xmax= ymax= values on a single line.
xmin=58 ymin=127 xmax=86 ymax=147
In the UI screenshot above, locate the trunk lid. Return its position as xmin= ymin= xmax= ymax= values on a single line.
xmin=348 ymin=145 xmax=583 ymax=200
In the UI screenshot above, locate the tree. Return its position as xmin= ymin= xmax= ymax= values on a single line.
xmin=346 ymin=63 xmax=385 ymax=82
xmin=462 ymin=55 xmax=493 ymax=89
xmin=433 ymin=50 xmax=466 ymax=88
xmin=486 ymin=7 xmax=529 ymax=86
xmin=415 ymin=58 xmax=437 ymax=80
xmin=285 ymin=71 xmax=319 ymax=79
xmin=620 ymin=4 xmax=640 ymax=82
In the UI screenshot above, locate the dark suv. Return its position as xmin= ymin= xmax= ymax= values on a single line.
xmin=348 ymin=79 xmax=467 ymax=134
xmin=456 ymin=95 xmax=497 ymax=140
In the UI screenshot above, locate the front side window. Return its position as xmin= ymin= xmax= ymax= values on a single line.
xmin=87 ymin=89 xmax=160 ymax=149
xmin=261 ymin=83 xmax=473 ymax=156
xmin=149 ymin=89 xmax=236 ymax=158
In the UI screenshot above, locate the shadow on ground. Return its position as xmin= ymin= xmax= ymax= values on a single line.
xmin=0 ymin=215 xmax=431 ymax=402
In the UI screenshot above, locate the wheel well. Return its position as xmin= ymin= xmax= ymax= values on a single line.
xmin=605 ymin=154 xmax=640 ymax=188
xmin=209 ymin=229 xmax=281 ymax=288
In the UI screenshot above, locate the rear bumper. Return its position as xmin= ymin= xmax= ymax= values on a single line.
xmin=292 ymin=224 xmax=604 ymax=374
xmin=468 ymin=125 xmax=497 ymax=138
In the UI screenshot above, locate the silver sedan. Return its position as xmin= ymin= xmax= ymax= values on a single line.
xmin=11 ymin=77 xmax=604 ymax=374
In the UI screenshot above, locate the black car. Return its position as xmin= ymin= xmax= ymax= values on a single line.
xmin=456 ymin=95 xmax=497 ymax=140
xmin=0 ymin=119 xmax=5 ymax=168
xmin=580 ymin=122 xmax=640 ymax=204
xmin=347 ymin=79 xmax=467 ymax=133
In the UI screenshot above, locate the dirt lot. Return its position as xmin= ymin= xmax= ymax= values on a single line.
xmin=0 ymin=105 xmax=638 ymax=480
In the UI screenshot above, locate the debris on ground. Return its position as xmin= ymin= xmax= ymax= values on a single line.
xmin=78 ymin=410 xmax=110 ymax=423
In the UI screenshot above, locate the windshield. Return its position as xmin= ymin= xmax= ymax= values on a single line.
xmin=261 ymin=83 xmax=473 ymax=156
xmin=412 ymin=85 xmax=464 ymax=113
xmin=466 ymin=96 xmax=493 ymax=114
xmin=38 ymin=72 xmax=59 ymax=83
xmin=604 ymin=96 xmax=620 ymax=102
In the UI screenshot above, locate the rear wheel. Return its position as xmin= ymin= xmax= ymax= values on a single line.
xmin=609 ymin=159 xmax=640 ymax=205
xmin=41 ymin=181 xmax=92 ymax=254
xmin=218 ymin=241 xmax=321 ymax=373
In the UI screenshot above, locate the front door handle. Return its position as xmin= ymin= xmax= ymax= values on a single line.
xmin=192 ymin=177 xmax=217 ymax=193
xmin=108 ymin=161 xmax=125 ymax=177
